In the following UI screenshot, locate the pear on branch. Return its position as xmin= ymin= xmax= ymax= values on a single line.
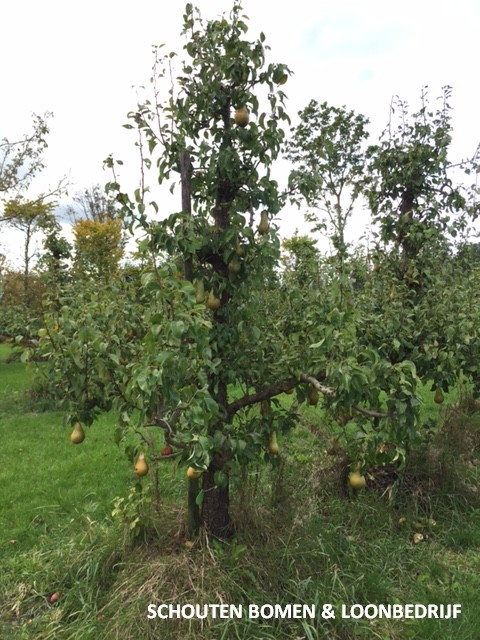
xmin=258 ymin=210 xmax=269 ymax=235
xmin=206 ymin=290 xmax=221 ymax=310
xmin=228 ymin=255 xmax=242 ymax=274
xmin=70 ymin=423 xmax=85 ymax=445
xmin=134 ymin=452 xmax=149 ymax=477
xmin=234 ymin=107 xmax=249 ymax=127
xmin=268 ymin=430 xmax=279 ymax=455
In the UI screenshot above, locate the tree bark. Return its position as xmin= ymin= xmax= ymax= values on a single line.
xmin=179 ymin=148 xmax=202 ymax=534
xmin=201 ymin=461 xmax=234 ymax=540
xmin=180 ymin=150 xmax=193 ymax=282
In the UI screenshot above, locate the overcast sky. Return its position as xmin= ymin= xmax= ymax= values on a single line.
xmin=1 ymin=0 xmax=479 ymax=265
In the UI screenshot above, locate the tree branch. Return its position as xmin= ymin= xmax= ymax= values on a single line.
xmin=180 ymin=150 xmax=193 ymax=281
xmin=300 ymin=373 xmax=336 ymax=397
xmin=143 ymin=407 xmax=187 ymax=449
xmin=226 ymin=377 xmax=299 ymax=420
xmin=351 ymin=404 xmax=390 ymax=419
xmin=226 ymin=372 xmax=390 ymax=421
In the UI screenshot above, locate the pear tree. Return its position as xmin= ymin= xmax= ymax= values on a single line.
xmin=105 ymin=1 xmax=296 ymax=538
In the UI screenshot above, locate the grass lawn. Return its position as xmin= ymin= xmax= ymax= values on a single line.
xmin=1 ymin=343 xmax=480 ymax=639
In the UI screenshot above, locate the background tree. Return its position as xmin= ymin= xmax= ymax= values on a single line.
xmin=66 ymin=184 xmax=125 ymax=279
xmin=66 ymin=184 xmax=119 ymax=222
xmin=0 ymin=267 xmax=45 ymax=339
xmin=72 ymin=218 xmax=124 ymax=279
xmin=360 ymin=87 xmax=480 ymax=406
xmin=2 ymin=197 xmax=55 ymax=303
xmin=0 ymin=113 xmax=50 ymax=198
xmin=281 ymin=234 xmax=322 ymax=297
xmin=0 ymin=112 xmax=68 ymax=337
xmin=37 ymin=221 xmax=72 ymax=306
xmin=366 ymin=86 xmax=479 ymax=264
xmin=287 ymin=100 xmax=370 ymax=266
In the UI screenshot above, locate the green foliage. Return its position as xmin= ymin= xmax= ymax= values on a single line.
xmin=2 ymin=197 xmax=55 ymax=229
xmin=72 ymin=218 xmax=124 ymax=279
xmin=37 ymin=224 xmax=72 ymax=289
xmin=66 ymin=184 xmax=119 ymax=222
xmin=111 ymin=485 xmax=155 ymax=541
xmin=0 ymin=113 xmax=50 ymax=196
xmin=2 ymin=347 xmax=480 ymax=640
xmin=0 ymin=269 xmax=45 ymax=339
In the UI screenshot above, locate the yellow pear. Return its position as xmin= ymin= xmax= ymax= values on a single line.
xmin=134 ymin=452 xmax=149 ymax=477
xmin=258 ymin=210 xmax=269 ymax=235
xmin=187 ymin=466 xmax=202 ymax=479
xmin=70 ymin=423 xmax=85 ymax=445
xmin=234 ymin=107 xmax=249 ymax=127
xmin=206 ymin=290 xmax=221 ymax=310
xmin=348 ymin=471 xmax=366 ymax=490
xmin=268 ymin=430 xmax=279 ymax=455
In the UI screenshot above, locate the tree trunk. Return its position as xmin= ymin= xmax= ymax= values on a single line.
xmin=23 ymin=224 xmax=32 ymax=305
xmin=201 ymin=462 xmax=234 ymax=540
xmin=178 ymin=148 xmax=202 ymax=533
xmin=187 ymin=477 xmax=201 ymax=537
xmin=180 ymin=150 xmax=193 ymax=282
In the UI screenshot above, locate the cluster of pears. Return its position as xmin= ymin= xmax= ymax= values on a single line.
xmin=195 ymin=280 xmax=220 ymax=310
xmin=226 ymin=240 xmax=246 ymax=277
